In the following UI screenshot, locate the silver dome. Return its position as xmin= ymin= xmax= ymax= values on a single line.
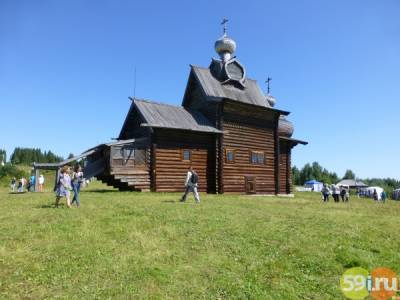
xmin=278 ymin=116 xmax=294 ymax=138
xmin=215 ymin=34 xmax=236 ymax=61
xmin=265 ymin=94 xmax=276 ymax=107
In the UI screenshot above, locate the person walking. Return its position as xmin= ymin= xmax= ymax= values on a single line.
xmin=331 ymin=185 xmax=338 ymax=202
xmin=345 ymin=189 xmax=350 ymax=202
xmin=38 ymin=174 xmax=45 ymax=192
xmin=180 ymin=166 xmax=200 ymax=203
xmin=71 ymin=165 xmax=84 ymax=207
xmin=381 ymin=190 xmax=387 ymax=203
xmin=22 ymin=177 xmax=26 ymax=192
xmin=373 ymin=189 xmax=378 ymax=201
xmin=10 ymin=177 xmax=16 ymax=192
xmin=55 ymin=166 xmax=72 ymax=208
xmin=26 ymin=178 xmax=31 ymax=192
xmin=29 ymin=174 xmax=36 ymax=192
xmin=321 ymin=184 xmax=330 ymax=202
xmin=340 ymin=188 xmax=346 ymax=202
xmin=18 ymin=177 xmax=25 ymax=193
xmin=335 ymin=185 xmax=340 ymax=202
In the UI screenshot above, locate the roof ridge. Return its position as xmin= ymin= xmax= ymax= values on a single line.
xmin=133 ymin=97 xmax=183 ymax=109
xmin=133 ymin=98 xmax=210 ymax=118
xmin=190 ymin=64 xmax=208 ymax=70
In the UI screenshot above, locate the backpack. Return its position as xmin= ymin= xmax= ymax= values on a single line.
xmin=190 ymin=172 xmax=199 ymax=184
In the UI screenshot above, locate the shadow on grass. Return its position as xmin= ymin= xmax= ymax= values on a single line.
xmin=162 ymin=200 xmax=178 ymax=203
xmin=39 ymin=204 xmax=53 ymax=209
xmin=83 ymin=189 xmax=119 ymax=194
xmin=37 ymin=204 xmax=77 ymax=209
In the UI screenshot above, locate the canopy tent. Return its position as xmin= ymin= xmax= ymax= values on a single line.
xmin=360 ymin=186 xmax=384 ymax=200
xmin=304 ymin=180 xmax=323 ymax=192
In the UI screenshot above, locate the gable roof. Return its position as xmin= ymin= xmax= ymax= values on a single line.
xmin=131 ymin=98 xmax=222 ymax=134
xmin=336 ymin=179 xmax=367 ymax=187
xmin=187 ymin=65 xmax=269 ymax=108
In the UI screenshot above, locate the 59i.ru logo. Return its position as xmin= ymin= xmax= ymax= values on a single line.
xmin=340 ymin=267 xmax=399 ymax=300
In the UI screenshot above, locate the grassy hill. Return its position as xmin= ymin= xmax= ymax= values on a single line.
xmin=0 ymin=182 xmax=399 ymax=299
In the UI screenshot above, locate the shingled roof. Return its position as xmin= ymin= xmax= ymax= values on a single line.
xmin=132 ymin=99 xmax=222 ymax=134
xmin=190 ymin=65 xmax=269 ymax=107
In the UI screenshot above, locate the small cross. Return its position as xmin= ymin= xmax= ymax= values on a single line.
xmin=266 ymin=77 xmax=272 ymax=94
xmin=221 ymin=18 xmax=228 ymax=35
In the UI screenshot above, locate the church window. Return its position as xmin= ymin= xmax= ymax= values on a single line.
xmin=226 ymin=149 xmax=235 ymax=163
xmin=251 ymin=151 xmax=265 ymax=165
xmin=182 ymin=149 xmax=192 ymax=161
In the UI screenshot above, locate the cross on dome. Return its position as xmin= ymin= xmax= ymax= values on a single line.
xmin=215 ymin=18 xmax=236 ymax=62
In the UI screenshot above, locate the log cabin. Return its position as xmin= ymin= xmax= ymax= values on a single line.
xmin=34 ymin=27 xmax=307 ymax=195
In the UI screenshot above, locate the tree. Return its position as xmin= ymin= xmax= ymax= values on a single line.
xmin=343 ymin=169 xmax=356 ymax=180
xmin=0 ymin=163 xmax=26 ymax=182
xmin=292 ymin=166 xmax=300 ymax=185
xmin=0 ymin=149 xmax=6 ymax=164
xmin=294 ymin=161 xmax=341 ymax=185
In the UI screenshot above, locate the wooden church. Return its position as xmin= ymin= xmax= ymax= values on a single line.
xmin=78 ymin=25 xmax=307 ymax=195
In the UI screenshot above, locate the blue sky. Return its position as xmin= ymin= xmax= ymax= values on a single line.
xmin=1 ymin=0 xmax=399 ymax=179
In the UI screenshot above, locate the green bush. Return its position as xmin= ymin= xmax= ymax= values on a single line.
xmin=0 ymin=164 xmax=27 ymax=187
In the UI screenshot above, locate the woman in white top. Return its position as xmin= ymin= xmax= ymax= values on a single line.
xmin=38 ymin=174 xmax=45 ymax=192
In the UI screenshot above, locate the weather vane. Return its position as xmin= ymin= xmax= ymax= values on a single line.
xmin=266 ymin=77 xmax=272 ymax=94
xmin=221 ymin=18 xmax=228 ymax=35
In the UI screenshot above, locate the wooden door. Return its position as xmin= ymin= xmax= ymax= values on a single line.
xmin=245 ymin=176 xmax=256 ymax=194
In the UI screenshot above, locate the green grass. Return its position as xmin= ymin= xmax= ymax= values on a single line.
xmin=0 ymin=182 xmax=399 ymax=299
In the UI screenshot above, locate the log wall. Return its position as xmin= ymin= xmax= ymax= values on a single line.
xmin=153 ymin=129 xmax=216 ymax=193
xmin=222 ymin=121 xmax=276 ymax=194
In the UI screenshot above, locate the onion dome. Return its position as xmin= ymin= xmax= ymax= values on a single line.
xmin=265 ymin=94 xmax=276 ymax=107
xmin=278 ymin=115 xmax=294 ymax=138
xmin=215 ymin=33 xmax=236 ymax=62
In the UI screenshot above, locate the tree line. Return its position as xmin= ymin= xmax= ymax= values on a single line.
xmin=292 ymin=162 xmax=340 ymax=185
xmin=10 ymin=148 xmax=64 ymax=165
xmin=292 ymin=161 xmax=400 ymax=193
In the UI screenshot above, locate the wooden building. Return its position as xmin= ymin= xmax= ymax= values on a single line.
xmin=35 ymin=27 xmax=306 ymax=195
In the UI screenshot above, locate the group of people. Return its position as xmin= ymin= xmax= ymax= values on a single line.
xmin=55 ymin=165 xmax=84 ymax=208
xmin=321 ymin=184 xmax=388 ymax=203
xmin=10 ymin=164 xmax=198 ymax=206
xmin=9 ymin=164 xmax=85 ymax=208
xmin=372 ymin=189 xmax=387 ymax=202
xmin=321 ymin=184 xmax=350 ymax=202
xmin=10 ymin=174 xmax=45 ymax=193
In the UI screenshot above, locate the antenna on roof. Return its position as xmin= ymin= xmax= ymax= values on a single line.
xmin=265 ymin=77 xmax=272 ymax=94
xmin=133 ymin=66 xmax=137 ymax=99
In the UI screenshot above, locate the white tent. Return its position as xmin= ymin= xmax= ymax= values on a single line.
xmin=304 ymin=180 xmax=323 ymax=192
xmin=361 ymin=186 xmax=384 ymax=200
